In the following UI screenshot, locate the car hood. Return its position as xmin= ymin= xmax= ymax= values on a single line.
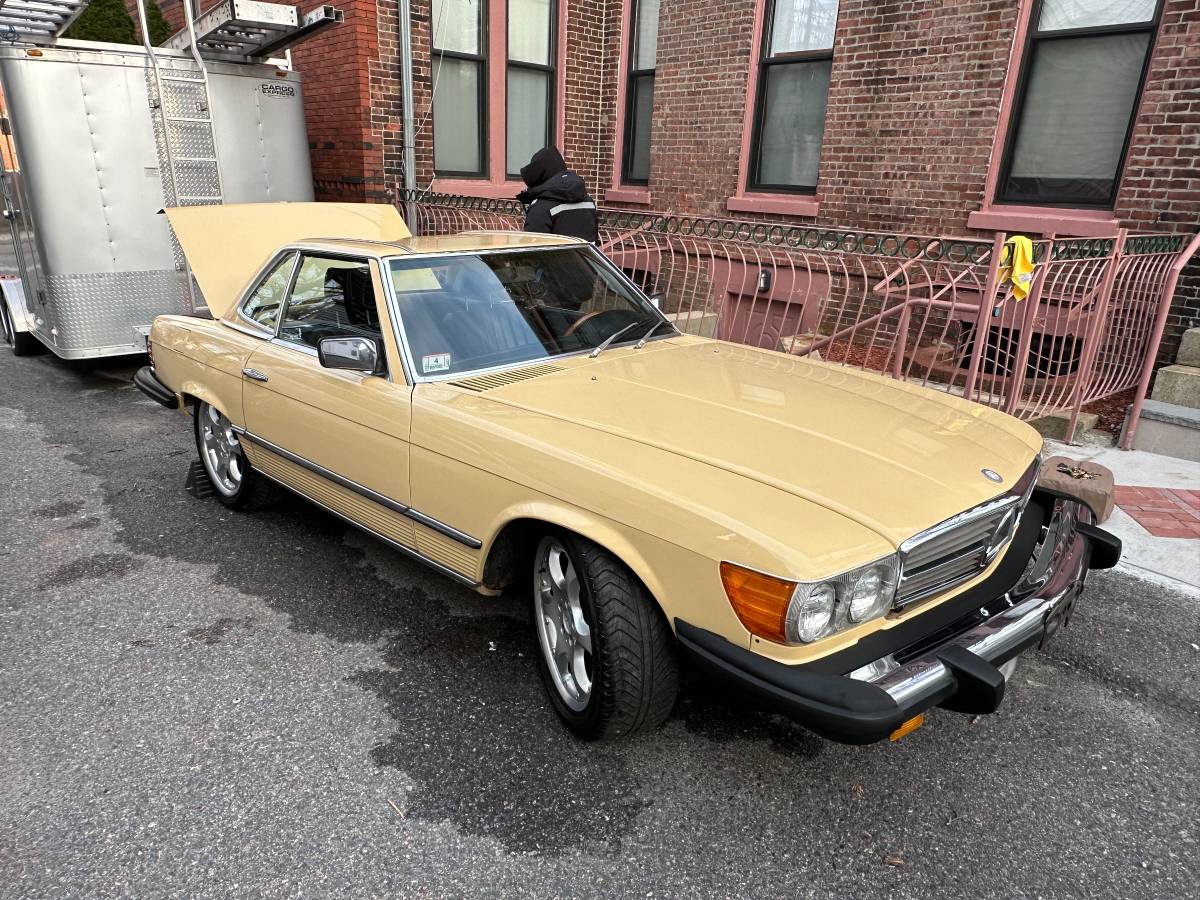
xmin=468 ymin=339 xmax=1043 ymax=546
xmin=164 ymin=202 xmax=410 ymax=320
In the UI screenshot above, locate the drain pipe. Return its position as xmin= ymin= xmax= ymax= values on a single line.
xmin=398 ymin=0 xmax=417 ymax=230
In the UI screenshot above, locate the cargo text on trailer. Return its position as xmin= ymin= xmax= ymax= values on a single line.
xmin=0 ymin=0 xmax=343 ymax=359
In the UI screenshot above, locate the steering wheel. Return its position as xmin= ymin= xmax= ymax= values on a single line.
xmin=563 ymin=308 xmax=639 ymax=339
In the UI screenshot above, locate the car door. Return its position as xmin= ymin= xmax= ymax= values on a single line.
xmin=239 ymin=252 xmax=418 ymax=549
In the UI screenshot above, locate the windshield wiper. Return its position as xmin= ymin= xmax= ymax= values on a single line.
xmin=589 ymin=321 xmax=639 ymax=358
xmin=634 ymin=318 xmax=672 ymax=350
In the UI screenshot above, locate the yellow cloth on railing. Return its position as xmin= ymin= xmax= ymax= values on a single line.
xmin=1000 ymin=235 xmax=1036 ymax=301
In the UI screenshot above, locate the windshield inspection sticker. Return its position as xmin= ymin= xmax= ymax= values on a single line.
xmin=422 ymin=353 xmax=452 ymax=374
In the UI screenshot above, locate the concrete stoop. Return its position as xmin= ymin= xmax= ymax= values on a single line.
xmin=1126 ymin=400 xmax=1200 ymax=463
xmin=1151 ymin=364 xmax=1200 ymax=408
xmin=1149 ymin=327 xmax=1200 ymax=410
xmin=1177 ymin=327 xmax=1200 ymax=368
xmin=664 ymin=309 xmax=719 ymax=338
xmin=1031 ymin=411 xmax=1099 ymax=443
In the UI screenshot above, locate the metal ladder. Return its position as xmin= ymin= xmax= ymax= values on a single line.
xmin=135 ymin=0 xmax=222 ymax=313
xmin=137 ymin=0 xmax=224 ymax=210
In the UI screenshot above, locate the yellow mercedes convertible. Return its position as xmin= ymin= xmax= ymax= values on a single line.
xmin=135 ymin=203 xmax=1120 ymax=744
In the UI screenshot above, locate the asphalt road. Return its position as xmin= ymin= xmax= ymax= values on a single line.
xmin=1 ymin=349 xmax=1198 ymax=899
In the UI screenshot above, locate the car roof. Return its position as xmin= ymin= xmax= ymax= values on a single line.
xmin=296 ymin=231 xmax=584 ymax=258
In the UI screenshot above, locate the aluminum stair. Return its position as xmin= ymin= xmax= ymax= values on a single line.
xmin=163 ymin=1 xmax=343 ymax=61
xmin=0 ymin=0 xmax=89 ymax=37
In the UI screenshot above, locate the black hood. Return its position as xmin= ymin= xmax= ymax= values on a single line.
xmin=519 ymin=147 xmax=567 ymax=188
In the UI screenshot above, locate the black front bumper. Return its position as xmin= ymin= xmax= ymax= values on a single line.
xmin=133 ymin=366 xmax=179 ymax=409
xmin=677 ymin=493 xmax=1121 ymax=745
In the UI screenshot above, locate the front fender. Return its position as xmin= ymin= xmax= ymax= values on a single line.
xmin=480 ymin=499 xmax=752 ymax=645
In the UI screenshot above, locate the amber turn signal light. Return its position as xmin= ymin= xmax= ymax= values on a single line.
xmin=719 ymin=562 xmax=796 ymax=644
xmin=889 ymin=714 xmax=925 ymax=741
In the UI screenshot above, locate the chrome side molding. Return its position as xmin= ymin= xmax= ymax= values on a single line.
xmin=233 ymin=427 xmax=483 ymax=549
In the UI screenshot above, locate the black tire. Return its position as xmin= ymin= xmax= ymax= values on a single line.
xmin=192 ymin=400 xmax=278 ymax=511
xmin=1 ymin=296 xmax=44 ymax=356
xmin=532 ymin=531 xmax=679 ymax=740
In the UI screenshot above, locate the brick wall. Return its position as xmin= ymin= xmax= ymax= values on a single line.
xmin=290 ymin=0 xmax=385 ymax=201
xmin=648 ymin=0 xmax=757 ymax=214
xmin=818 ymin=0 xmax=1015 ymax=234
xmin=401 ymin=0 xmax=616 ymax=196
xmin=129 ymin=0 xmax=1198 ymax=361
xmin=1114 ymin=0 xmax=1200 ymax=362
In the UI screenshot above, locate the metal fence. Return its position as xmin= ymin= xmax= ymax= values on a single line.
xmin=400 ymin=190 xmax=1198 ymax=446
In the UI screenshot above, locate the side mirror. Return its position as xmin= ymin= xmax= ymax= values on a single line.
xmin=317 ymin=336 xmax=383 ymax=375
xmin=648 ymin=292 xmax=663 ymax=309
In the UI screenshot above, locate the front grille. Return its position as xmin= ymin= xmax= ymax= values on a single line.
xmin=895 ymin=460 xmax=1039 ymax=609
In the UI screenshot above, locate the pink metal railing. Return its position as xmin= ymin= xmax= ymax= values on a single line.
xmin=402 ymin=191 xmax=1197 ymax=445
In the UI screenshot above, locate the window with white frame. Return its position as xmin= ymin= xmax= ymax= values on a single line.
xmin=621 ymin=0 xmax=659 ymax=184
xmin=431 ymin=0 xmax=560 ymax=180
xmin=507 ymin=0 xmax=557 ymax=176
xmin=998 ymin=0 xmax=1163 ymax=207
xmin=748 ymin=0 xmax=839 ymax=193
xmin=432 ymin=0 xmax=486 ymax=176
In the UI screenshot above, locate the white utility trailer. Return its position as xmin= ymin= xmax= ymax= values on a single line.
xmin=0 ymin=0 xmax=342 ymax=358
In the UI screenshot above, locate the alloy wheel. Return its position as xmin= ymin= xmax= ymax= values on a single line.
xmin=199 ymin=403 xmax=245 ymax=498
xmin=533 ymin=536 xmax=594 ymax=711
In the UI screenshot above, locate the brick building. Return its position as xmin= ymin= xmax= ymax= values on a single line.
xmin=153 ymin=0 xmax=1199 ymax=360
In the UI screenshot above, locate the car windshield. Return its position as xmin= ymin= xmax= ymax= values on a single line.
xmin=388 ymin=247 xmax=669 ymax=378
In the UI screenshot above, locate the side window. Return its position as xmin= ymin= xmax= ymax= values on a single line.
xmin=240 ymin=253 xmax=296 ymax=331
xmin=277 ymin=256 xmax=383 ymax=350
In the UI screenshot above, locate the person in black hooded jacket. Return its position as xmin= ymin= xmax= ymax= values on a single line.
xmin=516 ymin=147 xmax=599 ymax=243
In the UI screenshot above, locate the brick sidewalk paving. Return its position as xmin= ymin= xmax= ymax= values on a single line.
xmin=1113 ymin=487 xmax=1200 ymax=539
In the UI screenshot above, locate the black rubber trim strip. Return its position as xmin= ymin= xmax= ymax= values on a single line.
xmin=799 ymin=496 xmax=1050 ymax=676
xmin=237 ymin=429 xmax=483 ymax=549
xmin=675 ymin=619 xmax=913 ymax=744
xmin=132 ymin=366 xmax=179 ymax=409
xmin=936 ymin=645 xmax=1006 ymax=714
xmin=1077 ymin=522 xmax=1121 ymax=569
xmin=1033 ymin=484 xmax=1099 ymax=520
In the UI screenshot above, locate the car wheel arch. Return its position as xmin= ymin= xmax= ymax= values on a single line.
xmin=180 ymin=384 xmax=240 ymax=426
xmin=481 ymin=513 xmax=669 ymax=620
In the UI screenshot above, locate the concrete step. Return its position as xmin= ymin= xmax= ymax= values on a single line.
xmin=664 ymin=309 xmax=718 ymax=338
xmin=778 ymin=330 xmax=828 ymax=356
xmin=1127 ymin=399 xmax=1200 ymax=463
xmin=1177 ymin=327 xmax=1200 ymax=367
xmin=1150 ymin=364 xmax=1200 ymax=409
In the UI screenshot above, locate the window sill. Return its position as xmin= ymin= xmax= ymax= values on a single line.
xmin=726 ymin=194 xmax=820 ymax=218
xmin=430 ymin=179 xmax=518 ymax=201
xmin=967 ymin=205 xmax=1119 ymax=238
xmin=604 ymin=186 xmax=651 ymax=205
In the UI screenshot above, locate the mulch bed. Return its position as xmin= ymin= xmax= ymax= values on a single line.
xmin=1082 ymin=387 xmax=1136 ymax=435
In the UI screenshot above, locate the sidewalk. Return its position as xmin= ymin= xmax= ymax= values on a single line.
xmin=1046 ymin=441 xmax=1200 ymax=592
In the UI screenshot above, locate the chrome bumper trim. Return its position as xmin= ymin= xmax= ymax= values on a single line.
xmin=866 ymin=499 xmax=1091 ymax=710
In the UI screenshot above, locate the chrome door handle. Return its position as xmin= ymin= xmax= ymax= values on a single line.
xmin=242 ymin=367 xmax=269 ymax=382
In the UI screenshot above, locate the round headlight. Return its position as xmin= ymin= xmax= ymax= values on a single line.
xmin=794 ymin=583 xmax=837 ymax=642
xmin=848 ymin=565 xmax=889 ymax=623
